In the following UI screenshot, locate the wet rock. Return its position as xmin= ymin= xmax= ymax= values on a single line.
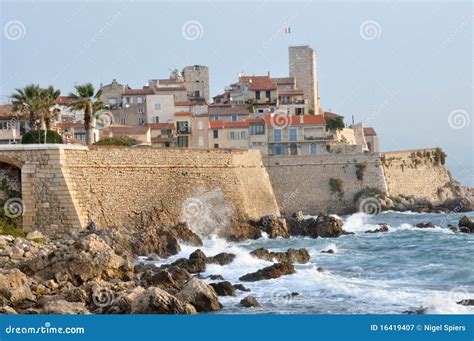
xmin=129 ymin=287 xmax=197 ymax=314
xmin=226 ymin=221 xmax=261 ymax=242
xmin=415 ymin=222 xmax=435 ymax=228
xmin=457 ymin=299 xmax=474 ymax=306
xmin=254 ymin=215 xmax=289 ymax=239
xmin=403 ymin=307 xmax=428 ymax=314
xmin=321 ymin=249 xmax=335 ymax=254
xmin=42 ymin=299 xmax=90 ymax=314
xmin=131 ymin=227 xmax=181 ymax=258
xmin=250 ymin=247 xmax=310 ymax=264
xmin=286 ymin=213 xmax=346 ymax=238
xmin=365 ymin=224 xmax=389 ymax=233
xmin=316 ymin=267 xmax=325 ymax=272
xmin=207 ymin=252 xmax=236 ymax=266
xmin=439 ymin=197 xmax=472 ymax=213
xmin=176 ymin=277 xmax=221 ymax=312
xmin=233 ymin=284 xmax=251 ymax=292
xmin=189 ymin=249 xmax=206 ymax=261
xmin=209 ymin=281 xmax=236 ymax=296
xmin=206 ymin=275 xmax=224 ymax=281
xmin=169 ymin=258 xmax=206 ymax=274
xmin=458 ymin=216 xmax=474 ymax=233
xmin=171 ymin=222 xmax=203 ymax=246
xmin=0 ymin=269 xmax=35 ymax=305
xmin=240 ymin=295 xmax=260 ymax=307
xmin=140 ymin=266 xmax=191 ymax=294
xmin=239 ymin=262 xmax=296 ymax=282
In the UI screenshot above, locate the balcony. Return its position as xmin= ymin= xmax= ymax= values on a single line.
xmin=304 ymin=134 xmax=335 ymax=141
xmin=176 ymin=127 xmax=191 ymax=134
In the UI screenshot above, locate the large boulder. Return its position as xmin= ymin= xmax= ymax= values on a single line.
xmin=239 ymin=262 xmax=296 ymax=282
xmin=129 ymin=287 xmax=197 ymax=314
xmin=176 ymin=277 xmax=221 ymax=312
xmin=250 ymin=248 xmax=310 ymax=264
xmin=209 ymin=281 xmax=236 ymax=296
xmin=286 ymin=212 xmax=346 ymax=238
xmin=240 ymin=295 xmax=261 ymax=307
xmin=459 ymin=216 xmax=474 ymax=233
xmin=0 ymin=269 xmax=35 ymax=305
xmin=226 ymin=221 xmax=261 ymax=242
xmin=140 ymin=266 xmax=191 ymax=294
xmin=21 ymin=234 xmax=132 ymax=286
xmin=253 ymin=215 xmax=289 ymax=239
xmin=131 ymin=227 xmax=181 ymax=258
xmin=415 ymin=222 xmax=435 ymax=229
xmin=365 ymin=224 xmax=389 ymax=233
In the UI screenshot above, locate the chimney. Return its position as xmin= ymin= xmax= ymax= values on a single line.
xmin=267 ymin=71 xmax=270 ymax=77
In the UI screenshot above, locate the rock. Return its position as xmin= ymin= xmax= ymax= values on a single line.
xmin=250 ymin=247 xmax=310 ymax=264
xmin=129 ymin=287 xmax=196 ymax=314
xmin=171 ymin=222 xmax=203 ymax=246
xmin=321 ymin=249 xmax=335 ymax=254
xmin=189 ymin=249 xmax=206 ymax=260
xmin=286 ymin=213 xmax=346 ymax=238
xmin=0 ymin=306 xmax=17 ymax=314
xmin=240 ymin=295 xmax=261 ymax=307
xmin=316 ymin=267 xmax=325 ymax=272
xmin=207 ymin=252 xmax=236 ymax=266
xmin=21 ymin=234 xmax=132 ymax=286
xmin=0 ymin=268 xmax=35 ymax=305
xmin=439 ymin=197 xmax=472 ymax=213
xmin=170 ymin=258 xmax=206 ymax=273
xmin=206 ymin=275 xmax=224 ymax=281
xmin=42 ymin=299 xmax=90 ymax=314
xmin=457 ymin=299 xmax=474 ymax=306
xmin=403 ymin=307 xmax=428 ymax=314
xmin=415 ymin=222 xmax=435 ymax=228
xmin=140 ymin=266 xmax=191 ymax=294
xmin=365 ymin=224 xmax=389 ymax=233
xmin=233 ymin=284 xmax=251 ymax=292
xmin=239 ymin=262 xmax=296 ymax=282
xmin=176 ymin=277 xmax=221 ymax=312
xmin=458 ymin=216 xmax=474 ymax=233
xmin=26 ymin=230 xmax=44 ymax=240
xmin=449 ymin=225 xmax=459 ymax=233
xmin=209 ymin=281 xmax=236 ymax=296
xmin=254 ymin=215 xmax=289 ymax=238
xmin=226 ymin=221 xmax=261 ymax=242
xmin=131 ymin=227 xmax=181 ymax=258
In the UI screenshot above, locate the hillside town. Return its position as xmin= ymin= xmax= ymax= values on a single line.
xmin=0 ymin=45 xmax=379 ymax=155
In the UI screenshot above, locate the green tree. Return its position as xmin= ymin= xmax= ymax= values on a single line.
xmin=326 ymin=117 xmax=345 ymax=131
xmin=67 ymin=83 xmax=104 ymax=145
xmin=11 ymin=84 xmax=42 ymax=130
xmin=39 ymin=85 xmax=61 ymax=130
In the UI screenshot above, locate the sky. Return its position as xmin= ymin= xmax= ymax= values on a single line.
xmin=1 ymin=0 xmax=473 ymax=186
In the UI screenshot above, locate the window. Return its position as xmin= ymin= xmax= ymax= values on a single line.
xmin=198 ymin=136 xmax=204 ymax=147
xmin=255 ymin=91 xmax=261 ymax=100
xmin=197 ymin=121 xmax=203 ymax=130
xmin=160 ymin=129 xmax=169 ymax=135
xmin=214 ymin=143 xmax=219 ymax=148
xmin=240 ymin=131 xmax=246 ymax=139
xmin=265 ymin=91 xmax=271 ymax=101
xmin=138 ymin=117 xmax=146 ymax=125
xmin=228 ymin=131 xmax=236 ymax=140
xmin=194 ymin=90 xmax=200 ymax=97
xmin=289 ymin=128 xmax=297 ymax=141
xmin=138 ymin=107 xmax=144 ymax=113
xmin=250 ymin=124 xmax=264 ymax=135
xmin=154 ymin=116 xmax=159 ymax=123
xmin=154 ymin=103 xmax=161 ymax=110
xmin=108 ymin=98 xmax=117 ymax=107
xmin=177 ymin=121 xmax=190 ymax=134
xmin=310 ymin=143 xmax=317 ymax=154
xmin=272 ymin=144 xmax=282 ymax=155
xmin=124 ymin=97 xmax=131 ymax=104
xmin=120 ymin=117 xmax=126 ymax=124
xmin=137 ymin=97 xmax=143 ymax=104
xmin=273 ymin=129 xmax=282 ymax=142
xmin=213 ymin=130 xmax=218 ymax=139
xmin=213 ymin=115 xmax=219 ymax=121
xmin=231 ymin=115 xmax=238 ymax=122
xmin=296 ymin=107 xmax=304 ymax=115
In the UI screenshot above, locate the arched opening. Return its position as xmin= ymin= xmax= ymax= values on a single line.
xmin=0 ymin=159 xmax=23 ymax=235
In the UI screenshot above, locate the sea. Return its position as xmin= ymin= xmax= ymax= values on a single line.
xmin=151 ymin=211 xmax=474 ymax=314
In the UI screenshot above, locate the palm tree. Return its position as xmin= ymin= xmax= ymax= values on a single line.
xmin=67 ymin=83 xmax=104 ymax=145
xmin=11 ymin=84 xmax=41 ymax=130
xmin=39 ymin=85 xmax=61 ymax=130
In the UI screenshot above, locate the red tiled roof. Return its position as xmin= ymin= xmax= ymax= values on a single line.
xmin=209 ymin=120 xmax=250 ymax=129
xmin=123 ymin=88 xmax=154 ymax=95
xmin=55 ymin=122 xmax=84 ymax=129
xmin=208 ymin=105 xmax=248 ymax=116
xmin=247 ymin=118 xmax=265 ymax=124
xmin=262 ymin=114 xmax=325 ymax=126
xmin=148 ymin=123 xmax=174 ymax=130
xmin=175 ymin=101 xmax=193 ymax=106
xmin=324 ymin=111 xmax=344 ymax=119
xmin=364 ymin=127 xmax=377 ymax=136
xmin=272 ymin=77 xmax=295 ymax=85
xmin=57 ymin=96 xmax=77 ymax=104
xmin=175 ymin=111 xmax=192 ymax=116
xmin=110 ymin=125 xmax=149 ymax=135
xmin=239 ymin=76 xmax=276 ymax=91
xmin=0 ymin=104 xmax=21 ymax=119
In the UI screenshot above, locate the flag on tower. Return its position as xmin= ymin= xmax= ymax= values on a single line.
xmin=283 ymin=26 xmax=291 ymax=34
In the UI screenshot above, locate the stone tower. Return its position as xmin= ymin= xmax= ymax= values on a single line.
xmin=183 ymin=65 xmax=210 ymax=103
xmin=288 ymin=45 xmax=319 ymax=114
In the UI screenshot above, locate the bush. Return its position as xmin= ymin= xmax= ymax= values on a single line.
xmin=353 ymin=187 xmax=384 ymax=205
xmin=93 ymin=136 xmax=140 ymax=146
xmin=329 ymin=178 xmax=344 ymax=199
xmin=355 ymin=163 xmax=367 ymax=181
xmin=326 ymin=117 xmax=345 ymax=131
xmin=21 ymin=130 xmax=63 ymax=144
xmin=433 ymin=148 xmax=447 ymax=165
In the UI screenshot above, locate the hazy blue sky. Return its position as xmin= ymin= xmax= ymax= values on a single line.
xmin=1 ymin=0 xmax=472 ymax=185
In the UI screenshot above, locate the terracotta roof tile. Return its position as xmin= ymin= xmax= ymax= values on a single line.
xmin=239 ymin=76 xmax=276 ymax=91
xmin=148 ymin=123 xmax=174 ymax=129
xmin=175 ymin=111 xmax=192 ymax=116
xmin=209 ymin=120 xmax=250 ymax=129
xmin=363 ymin=127 xmax=377 ymax=136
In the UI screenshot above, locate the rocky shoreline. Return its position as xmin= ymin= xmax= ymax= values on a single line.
xmin=0 ymin=212 xmax=473 ymax=315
